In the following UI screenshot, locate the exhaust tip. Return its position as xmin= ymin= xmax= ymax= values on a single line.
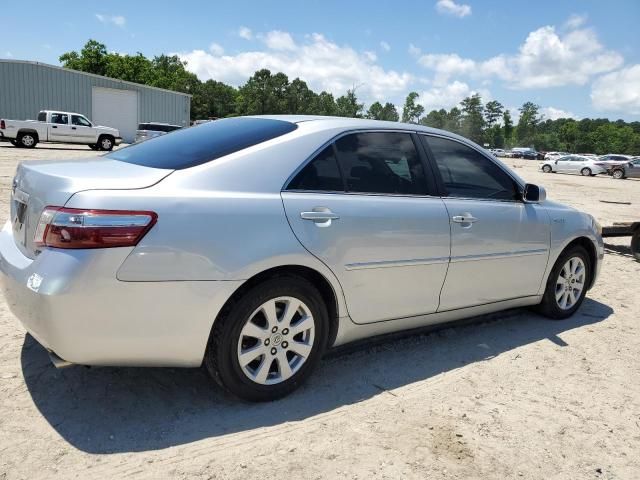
xmin=48 ymin=350 xmax=73 ymax=369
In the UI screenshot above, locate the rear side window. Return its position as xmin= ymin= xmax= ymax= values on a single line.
xmin=51 ymin=113 xmax=68 ymax=125
xmin=287 ymin=146 xmax=343 ymax=191
xmin=335 ymin=132 xmax=428 ymax=195
xmin=107 ymin=118 xmax=298 ymax=170
xmin=423 ymin=135 xmax=518 ymax=201
xmin=37 ymin=112 xmax=46 ymax=122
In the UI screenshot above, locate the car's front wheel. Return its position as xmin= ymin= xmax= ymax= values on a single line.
xmin=580 ymin=167 xmax=592 ymax=176
xmin=98 ymin=135 xmax=114 ymax=151
xmin=537 ymin=245 xmax=591 ymax=319
xmin=205 ymin=276 xmax=329 ymax=401
xmin=542 ymin=164 xmax=552 ymax=173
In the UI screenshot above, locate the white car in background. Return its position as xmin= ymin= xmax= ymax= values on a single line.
xmin=0 ymin=110 xmax=121 ymax=150
xmin=544 ymin=151 xmax=570 ymax=160
xmin=539 ymin=155 xmax=606 ymax=176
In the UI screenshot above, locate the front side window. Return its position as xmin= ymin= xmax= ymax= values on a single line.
xmin=71 ymin=115 xmax=91 ymax=127
xmin=423 ymin=135 xmax=518 ymax=201
xmin=287 ymin=146 xmax=343 ymax=191
xmin=334 ymin=132 xmax=428 ymax=195
xmin=51 ymin=113 xmax=68 ymax=125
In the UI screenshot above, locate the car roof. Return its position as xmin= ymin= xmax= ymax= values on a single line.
xmin=246 ymin=115 xmax=475 ymax=145
xmin=42 ymin=110 xmax=85 ymax=116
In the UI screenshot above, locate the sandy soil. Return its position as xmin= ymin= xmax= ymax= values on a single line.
xmin=0 ymin=143 xmax=638 ymax=480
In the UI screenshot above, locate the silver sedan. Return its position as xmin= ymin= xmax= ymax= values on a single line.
xmin=0 ymin=116 xmax=603 ymax=401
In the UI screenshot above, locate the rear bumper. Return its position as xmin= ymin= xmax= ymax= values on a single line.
xmin=0 ymin=221 xmax=241 ymax=367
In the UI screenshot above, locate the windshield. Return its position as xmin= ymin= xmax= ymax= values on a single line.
xmin=107 ymin=117 xmax=298 ymax=170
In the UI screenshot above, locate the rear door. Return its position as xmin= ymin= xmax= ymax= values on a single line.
xmin=421 ymin=135 xmax=550 ymax=311
xmin=48 ymin=112 xmax=74 ymax=142
xmin=282 ymin=131 xmax=451 ymax=324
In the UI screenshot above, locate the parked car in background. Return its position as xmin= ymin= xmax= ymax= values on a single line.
xmin=540 ymin=155 xmax=606 ymax=176
xmin=545 ymin=151 xmax=570 ymax=160
xmin=135 ymin=122 xmax=182 ymax=143
xmin=521 ymin=150 xmax=543 ymax=160
xmin=491 ymin=148 xmax=506 ymax=157
xmin=595 ymin=154 xmax=632 ymax=168
xmin=192 ymin=119 xmax=217 ymax=126
xmin=0 ymin=116 xmax=603 ymax=401
xmin=0 ymin=110 xmax=121 ymax=150
xmin=608 ymin=158 xmax=640 ymax=179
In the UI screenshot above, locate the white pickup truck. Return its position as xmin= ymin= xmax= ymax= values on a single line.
xmin=0 ymin=110 xmax=122 ymax=150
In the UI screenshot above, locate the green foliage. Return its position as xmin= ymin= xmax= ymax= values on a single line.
xmin=367 ymin=102 xmax=399 ymax=121
xmin=460 ymin=94 xmax=485 ymax=144
xmin=59 ymin=40 xmax=640 ymax=153
xmin=401 ymin=92 xmax=424 ymax=123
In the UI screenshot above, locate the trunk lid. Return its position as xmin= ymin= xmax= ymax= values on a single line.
xmin=10 ymin=158 xmax=172 ymax=258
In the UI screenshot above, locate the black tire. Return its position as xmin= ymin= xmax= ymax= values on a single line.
xmin=98 ymin=135 xmax=114 ymax=151
xmin=17 ymin=132 xmax=37 ymax=148
xmin=542 ymin=164 xmax=552 ymax=173
xmin=611 ymin=169 xmax=625 ymax=179
xmin=536 ymin=245 xmax=591 ymax=320
xmin=631 ymin=231 xmax=640 ymax=262
xmin=204 ymin=276 xmax=329 ymax=402
xmin=10 ymin=139 xmax=18 ymax=147
xmin=88 ymin=144 xmax=99 ymax=150
xmin=580 ymin=167 xmax=591 ymax=176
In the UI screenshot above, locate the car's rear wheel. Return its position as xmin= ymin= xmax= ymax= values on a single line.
xmin=542 ymin=164 xmax=552 ymax=173
xmin=536 ymin=245 xmax=591 ymax=319
xmin=580 ymin=167 xmax=592 ymax=176
xmin=17 ymin=133 xmax=37 ymax=148
xmin=204 ymin=276 xmax=329 ymax=401
xmin=612 ymin=169 xmax=625 ymax=179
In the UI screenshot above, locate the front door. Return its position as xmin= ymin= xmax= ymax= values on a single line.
xmin=421 ymin=135 xmax=550 ymax=311
xmin=70 ymin=114 xmax=96 ymax=143
xmin=282 ymin=132 xmax=451 ymax=324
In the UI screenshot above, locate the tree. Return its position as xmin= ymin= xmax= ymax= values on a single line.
xmin=367 ymin=101 xmax=399 ymax=121
xmin=59 ymin=39 xmax=109 ymax=76
xmin=516 ymin=101 xmax=541 ymax=146
xmin=335 ymin=89 xmax=364 ymax=118
xmin=419 ymin=109 xmax=447 ymax=129
xmin=503 ymin=110 xmax=514 ymax=145
xmin=484 ymin=100 xmax=504 ymax=127
xmin=236 ymin=69 xmax=289 ymax=115
xmin=194 ymin=80 xmax=238 ymax=119
xmin=401 ymin=92 xmax=424 ymax=123
xmin=460 ymin=94 xmax=485 ymax=143
xmin=286 ymin=78 xmax=316 ymax=114
xmin=314 ymin=91 xmax=337 ymax=116
xmin=445 ymin=107 xmax=463 ymax=134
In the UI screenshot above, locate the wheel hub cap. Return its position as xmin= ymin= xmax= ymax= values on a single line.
xmin=237 ymin=296 xmax=315 ymax=385
xmin=555 ymin=257 xmax=586 ymax=310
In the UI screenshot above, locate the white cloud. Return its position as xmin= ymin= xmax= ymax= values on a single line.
xmin=419 ymin=81 xmax=488 ymax=111
xmin=262 ymin=30 xmax=296 ymax=51
xmin=177 ymin=32 xmax=413 ymax=104
xmin=591 ymin=65 xmax=640 ymax=115
xmin=435 ymin=0 xmax=472 ymax=18
xmin=565 ymin=14 xmax=587 ymax=30
xmin=364 ymin=51 xmax=377 ymax=62
xmin=209 ymin=43 xmax=224 ymax=56
xmin=408 ymin=43 xmax=421 ymax=57
xmin=416 ymin=20 xmax=624 ymax=89
xmin=380 ymin=41 xmax=391 ymax=52
xmin=238 ymin=26 xmax=253 ymax=40
xmin=95 ymin=14 xmax=126 ymax=27
xmin=540 ymin=106 xmax=578 ymax=120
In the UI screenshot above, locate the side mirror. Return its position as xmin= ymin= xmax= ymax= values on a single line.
xmin=523 ymin=183 xmax=546 ymax=203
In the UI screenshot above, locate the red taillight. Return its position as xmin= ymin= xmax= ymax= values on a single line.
xmin=0 ymin=120 xmax=5 ymax=129
xmin=34 ymin=207 xmax=157 ymax=249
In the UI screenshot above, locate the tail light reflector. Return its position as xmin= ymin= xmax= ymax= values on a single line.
xmin=34 ymin=207 xmax=157 ymax=249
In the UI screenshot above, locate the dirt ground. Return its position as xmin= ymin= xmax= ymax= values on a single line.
xmin=0 ymin=143 xmax=638 ymax=480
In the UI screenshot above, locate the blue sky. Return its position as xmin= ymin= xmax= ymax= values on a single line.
xmin=3 ymin=0 xmax=640 ymax=120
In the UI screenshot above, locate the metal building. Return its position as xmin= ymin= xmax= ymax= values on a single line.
xmin=0 ymin=59 xmax=191 ymax=143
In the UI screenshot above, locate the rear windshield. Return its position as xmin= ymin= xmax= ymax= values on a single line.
xmin=108 ymin=117 xmax=298 ymax=169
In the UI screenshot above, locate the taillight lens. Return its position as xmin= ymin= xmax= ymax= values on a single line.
xmin=34 ymin=207 xmax=157 ymax=249
xmin=0 ymin=120 xmax=5 ymax=129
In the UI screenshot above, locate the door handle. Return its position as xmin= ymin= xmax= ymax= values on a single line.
xmin=300 ymin=211 xmax=340 ymax=221
xmin=452 ymin=214 xmax=478 ymax=224
xmin=52 ymin=126 xmax=57 ymax=129
xmin=71 ymin=127 xmax=76 ymax=130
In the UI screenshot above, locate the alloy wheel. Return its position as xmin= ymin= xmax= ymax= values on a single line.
xmin=237 ymin=296 xmax=315 ymax=385
xmin=555 ymin=257 xmax=586 ymax=310
xmin=22 ymin=135 xmax=34 ymax=147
